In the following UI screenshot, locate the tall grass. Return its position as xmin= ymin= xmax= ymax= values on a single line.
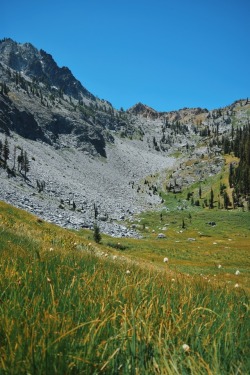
xmin=0 ymin=201 xmax=249 ymax=374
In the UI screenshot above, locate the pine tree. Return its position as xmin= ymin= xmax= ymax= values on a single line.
xmin=13 ymin=145 xmax=16 ymax=170
xmin=94 ymin=203 xmax=98 ymax=220
xmin=182 ymin=218 xmax=186 ymax=229
xmin=199 ymin=186 xmax=202 ymax=199
xmin=17 ymin=148 xmax=24 ymax=171
xmin=23 ymin=151 xmax=30 ymax=178
xmin=93 ymin=223 xmax=101 ymax=243
xmin=209 ymin=188 xmax=214 ymax=209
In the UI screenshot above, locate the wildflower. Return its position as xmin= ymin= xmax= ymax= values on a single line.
xmin=47 ymin=277 xmax=52 ymax=283
xmin=182 ymin=344 xmax=190 ymax=352
xmin=234 ymin=283 xmax=239 ymax=288
xmin=49 ymin=247 xmax=54 ymax=252
xmin=126 ymin=270 xmax=131 ymax=275
xmin=88 ymin=243 xmax=92 ymax=246
xmin=235 ymin=270 xmax=240 ymax=275
xmin=113 ymin=255 xmax=117 ymax=260
xmin=171 ymin=278 xmax=175 ymax=282
xmin=163 ymin=257 xmax=169 ymax=263
xmin=218 ymin=264 xmax=222 ymax=269
xmin=105 ymin=253 xmax=108 ymax=257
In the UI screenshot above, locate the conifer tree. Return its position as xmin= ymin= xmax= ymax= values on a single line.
xmin=199 ymin=186 xmax=202 ymax=199
xmin=93 ymin=223 xmax=101 ymax=243
xmin=23 ymin=151 xmax=30 ymax=178
xmin=13 ymin=145 xmax=16 ymax=170
xmin=17 ymin=148 xmax=24 ymax=172
xmin=209 ymin=188 xmax=214 ymax=209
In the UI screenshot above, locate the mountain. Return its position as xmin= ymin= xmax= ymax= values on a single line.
xmin=0 ymin=38 xmax=249 ymax=236
xmin=0 ymin=38 xmax=94 ymax=100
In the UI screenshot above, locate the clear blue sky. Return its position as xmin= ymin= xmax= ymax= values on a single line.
xmin=2 ymin=0 xmax=250 ymax=111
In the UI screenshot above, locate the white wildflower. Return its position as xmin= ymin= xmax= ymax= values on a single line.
xmin=234 ymin=283 xmax=239 ymax=288
xmin=182 ymin=344 xmax=190 ymax=352
xmin=218 ymin=264 xmax=222 ymax=269
xmin=126 ymin=270 xmax=131 ymax=275
xmin=163 ymin=257 xmax=169 ymax=263
xmin=235 ymin=270 xmax=240 ymax=275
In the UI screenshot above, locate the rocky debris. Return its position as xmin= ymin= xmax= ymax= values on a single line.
xmin=0 ymin=132 xmax=176 ymax=237
xmin=0 ymin=38 xmax=249 ymax=237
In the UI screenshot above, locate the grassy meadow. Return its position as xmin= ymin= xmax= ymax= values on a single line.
xmin=0 ymin=196 xmax=249 ymax=374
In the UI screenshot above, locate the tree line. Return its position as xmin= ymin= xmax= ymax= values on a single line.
xmin=223 ymin=125 xmax=250 ymax=208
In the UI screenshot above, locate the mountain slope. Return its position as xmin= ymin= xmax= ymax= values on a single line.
xmin=0 ymin=38 xmax=249 ymax=235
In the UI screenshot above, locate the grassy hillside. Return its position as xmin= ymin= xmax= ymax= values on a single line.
xmin=0 ymin=200 xmax=249 ymax=374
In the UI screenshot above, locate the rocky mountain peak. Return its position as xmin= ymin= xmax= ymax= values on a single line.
xmin=0 ymin=38 xmax=94 ymax=101
xmin=127 ymin=102 xmax=159 ymax=119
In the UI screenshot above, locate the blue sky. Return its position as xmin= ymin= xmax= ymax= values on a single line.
xmin=2 ymin=0 xmax=250 ymax=111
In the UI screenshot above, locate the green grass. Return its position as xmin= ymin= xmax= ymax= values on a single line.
xmin=0 ymin=200 xmax=250 ymax=374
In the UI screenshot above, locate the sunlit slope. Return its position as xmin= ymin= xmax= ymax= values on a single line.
xmin=0 ymin=200 xmax=249 ymax=374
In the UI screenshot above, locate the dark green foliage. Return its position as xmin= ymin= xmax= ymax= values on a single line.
xmin=182 ymin=218 xmax=186 ymax=229
xmin=228 ymin=125 xmax=250 ymax=206
xmin=23 ymin=151 xmax=30 ymax=178
xmin=17 ymin=148 xmax=24 ymax=172
xmin=0 ymin=82 xmax=9 ymax=95
xmin=94 ymin=203 xmax=98 ymax=220
xmin=199 ymin=185 xmax=202 ymax=199
xmin=93 ymin=223 xmax=101 ymax=243
xmin=209 ymin=188 xmax=214 ymax=209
